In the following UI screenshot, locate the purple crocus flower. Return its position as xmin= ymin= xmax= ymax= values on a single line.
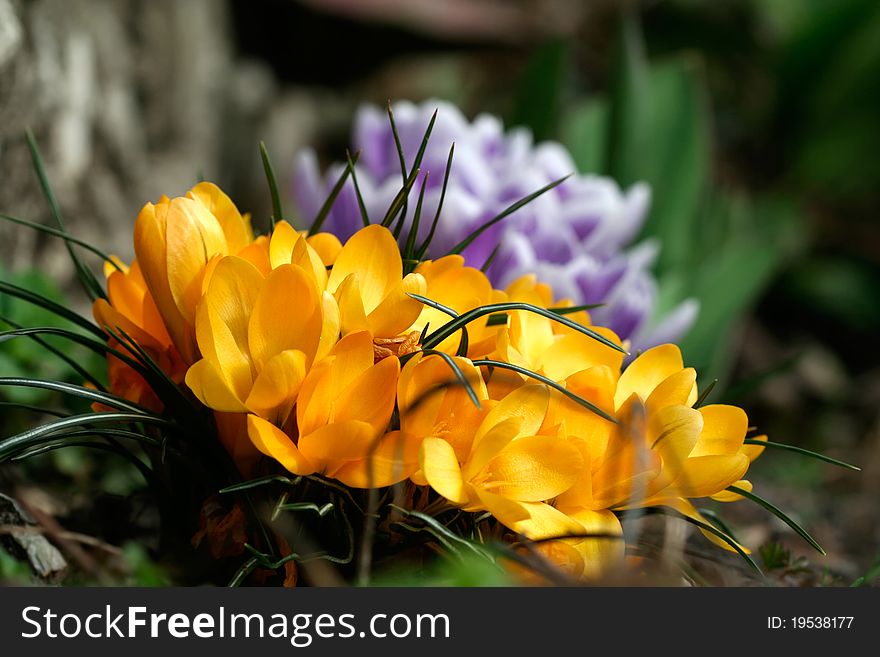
xmin=293 ymin=99 xmax=698 ymax=352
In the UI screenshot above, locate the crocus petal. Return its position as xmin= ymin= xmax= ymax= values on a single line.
xmin=476 ymin=490 xmax=583 ymax=540
xmin=472 ymin=384 xmax=548 ymax=449
xmin=195 ymin=256 xmax=263 ymax=401
xmin=646 ymin=368 xmax=698 ymax=410
xmin=307 ymin=232 xmax=343 ymax=266
xmin=366 ymin=272 xmax=427 ymax=338
xmin=540 ymin=328 xmax=624 ymax=382
xmin=188 ymin=181 xmax=253 ymax=253
xmin=333 ymin=430 xmax=421 ymax=488
xmin=268 ymin=220 xmax=299 ymax=268
xmin=185 ymin=359 xmax=248 ymax=413
xmin=316 ymin=291 xmax=340 ymax=361
xmin=134 ymin=200 xmax=193 ymax=361
xmin=297 ymin=420 xmax=377 ymax=464
xmin=327 ymin=224 xmax=402 ymax=313
xmin=292 ymin=233 xmax=329 ymax=290
xmin=614 ymin=344 xmax=684 ymax=410
xmin=741 ymin=434 xmax=767 ymax=462
xmin=247 ymin=414 xmax=315 ymax=475
xmin=420 ymin=437 xmax=469 ymax=504
xmin=691 ymin=405 xmax=748 ymax=457
xmin=711 ymin=479 xmax=753 ymax=502
xmin=244 ymin=349 xmax=307 ymax=425
xmin=479 ymin=435 xmax=583 ymax=502
xmin=334 ymin=273 xmax=371 ymax=335
xmin=673 ymin=454 xmax=750 ymax=498
xmin=165 ymin=196 xmax=228 ymax=330
xmin=335 ymin=355 xmax=400 ymax=433
xmin=248 ymin=264 xmax=322 ymax=370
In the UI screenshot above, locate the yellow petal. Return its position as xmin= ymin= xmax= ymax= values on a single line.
xmin=165 ymin=196 xmax=228 ymax=329
xmin=674 ymin=454 xmax=750 ymax=498
xmin=646 ymin=368 xmax=698 ymax=410
xmin=711 ymin=479 xmax=753 ymax=502
xmin=366 ymin=272 xmax=427 ymax=338
xmin=236 ymin=238 xmax=272 ymax=277
xmin=196 ymin=256 xmax=263 ymax=401
xmin=188 ymin=182 xmax=253 ymax=253
xmin=479 ymin=435 xmax=583 ymax=502
xmin=316 ymin=291 xmax=340 ymax=361
xmin=472 ymin=384 xmax=548 ymax=449
xmin=691 ymin=405 xmax=748 ymax=457
xmin=244 ymin=349 xmax=307 ymax=425
xmin=297 ymin=420 xmax=377 ymax=464
xmin=134 ymin=200 xmax=194 ymax=361
xmin=268 ymin=220 xmax=299 ymax=268
xmin=660 ymin=497 xmax=751 ymax=554
xmin=185 ymin=359 xmax=248 ymax=412
xmin=291 ymin=233 xmax=329 ymax=290
xmin=540 ymin=328 xmax=624 ymax=382
xmin=307 ymin=232 xmax=343 ymax=266
xmin=564 ymin=508 xmax=625 ymax=579
xmin=463 ymin=417 xmax=526 ymax=482
xmin=741 ymin=434 xmax=767 ymax=462
xmin=248 ymin=264 xmax=322 ymax=370
xmin=326 ymin=224 xmax=402 ymax=313
xmin=335 ymin=355 xmax=400 ymax=433
xmin=476 ymin=489 xmax=583 ymax=540
xmin=419 ymin=437 xmax=469 ymax=504
xmin=554 ymin=438 xmax=593 ymax=508
xmin=247 ymin=414 xmax=315 ymax=475
xmin=334 ymin=273 xmax=370 ymax=335
xmin=333 ymin=430 xmax=421 ymax=488
xmin=614 ymin=344 xmax=684 ymax=410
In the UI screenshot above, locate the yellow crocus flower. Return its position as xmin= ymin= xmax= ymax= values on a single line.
xmin=133 ymin=182 xmax=255 ymax=364
xmin=184 ymin=255 xmax=339 ymax=425
xmin=247 ymin=330 xmax=418 ymax=487
xmin=325 ymin=225 xmax=427 ymax=338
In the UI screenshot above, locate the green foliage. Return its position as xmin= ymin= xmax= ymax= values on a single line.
xmin=373 ymin=553 xmax=512 ymax=587
xmin=0 ymin=268 xmax=101 ymax=405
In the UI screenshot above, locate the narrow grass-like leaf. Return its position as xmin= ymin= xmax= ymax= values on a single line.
xmin=343 ymin=149 xmax=371 ymax=228
xmin=0 ymin=412 xmax=173 ymax=461
xmin=415 ymin=143 xmax=454 ymax=261
xmin=381 ymin=167 xmax=420 ymax=228
xmin=259 ymin=141 xmax=283 ymax=230
xmin=744 ymin=438 xmax=860 ymax=471
xmin=698 ymin=508 xmax=742 ymax=545
xmin=0 ymin=281 xmax=106 ymax=338
xmin=1 ymin=326 xmax=148 ymax=380
xmin=0 ymin=315 xmax=105 ymax=390
xmin=447 ymin=175 xmax=570 ymax=256
xmin=727 ymin=485 xmax=825 ymax=555
xmin=403 ymin=173 xmax=429 ymax=264
xmin=414 ymin=297 xmax=627 ymax=355
xmin=0 ymin=214 xmax=122 ymax=270
xmin=0 ymin=401 xmax=67 ymax=417
xmin=420 ymin=349 xmax=481 ymax=409
xmin=0 ymin=377 xmax=156 ymax=416
xmin=10 ymin=439 xmax=154 ymax=484
xmin=548 ymin=303 xmax=605 ymax=314
xmin=228 ymin=557 xmax=260 ymax=587
xmin=309 ymin=151 xmax=360 ymax=234
xmin=472 ymin=359 xmax=617 ymax=424
xmin=480 ymin=243 xmax=501 ymax=273
xmin=219 ymin=474 xmax=301 ymax=494
xmin=694 ymin=379 xmax=718 ymax=407
xmin=408 ymin=293 xmax=469 ymax=357
xmin=389 ymin=505 xmax=494 ymax=561
xmin=275 ymin=502 xmax=335 ymax=519
xmin=392 ymin=110 xmax=437 ymax=239
xmin=25 ymin=129 xmax=105 ymax=301
xmin=638 ymin=507 xmax=762 ymax=575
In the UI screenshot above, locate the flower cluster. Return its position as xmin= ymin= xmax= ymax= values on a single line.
xmin=293 ymin=99 xmax=698 ymax=352
xmin=95 ymin=181 xmax=763 ymax=579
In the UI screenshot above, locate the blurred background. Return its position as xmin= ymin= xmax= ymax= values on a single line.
xmin=1 ymin=0 xmax=878 ymax=585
